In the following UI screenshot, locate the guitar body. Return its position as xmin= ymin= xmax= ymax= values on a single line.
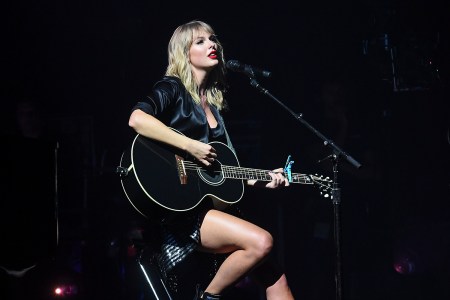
xmin=119 ymin=134 xmax=244 ymax=219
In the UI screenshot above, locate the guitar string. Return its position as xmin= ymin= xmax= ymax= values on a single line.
xmin=182 ymin=161 xmax=331 ymax=182
xmin=181 ymin=162 xmax=331 ymax=183
xmin=181 ymin=161 xmax=316 ymax=183
xmin=180 ymin=161 xmax=331 ymax=191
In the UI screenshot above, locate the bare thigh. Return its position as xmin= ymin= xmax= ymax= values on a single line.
xmin=198 ymin=209 xmax=272 ymax=254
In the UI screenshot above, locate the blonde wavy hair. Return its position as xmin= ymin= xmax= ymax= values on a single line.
xmin=165 ymin=20 xmax=227 ymax=110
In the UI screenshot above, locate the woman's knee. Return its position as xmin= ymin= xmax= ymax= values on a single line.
xmin=251 ymin=230 xmax=273 ymax=259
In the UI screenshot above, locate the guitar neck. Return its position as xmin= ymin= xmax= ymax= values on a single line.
xmin=221 ymin=165 xmax=314 ymax=185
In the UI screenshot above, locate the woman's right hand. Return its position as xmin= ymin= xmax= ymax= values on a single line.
xmin=186 ymin=139 xmax=217 ymax=166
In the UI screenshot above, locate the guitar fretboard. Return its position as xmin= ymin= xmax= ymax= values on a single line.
xmin=221 ymin=165 xmax=314 ymax=184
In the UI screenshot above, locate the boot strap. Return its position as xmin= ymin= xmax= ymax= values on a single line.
xmin=194 ymin=284 xmax=222 ymax=300
xmin=202 ymin=291 xmax=222 ymax=300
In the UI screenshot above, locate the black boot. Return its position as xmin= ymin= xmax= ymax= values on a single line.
xmin=193 ymin=284 xmax=222 ymax=300
xmin=202 ymin=291 xmax=222 ymax=300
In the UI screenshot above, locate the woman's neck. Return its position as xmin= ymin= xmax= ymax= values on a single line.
xmin=193 ymin=68 xmax=209 ymax=89
xmin=199 ymin=80 xmax=207 ymax=97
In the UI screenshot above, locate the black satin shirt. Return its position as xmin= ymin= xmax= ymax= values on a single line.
xmin=132 ymin=76 xmax=227 ymax=144
xmin=131 ymin=76 xmax=233 ymax=287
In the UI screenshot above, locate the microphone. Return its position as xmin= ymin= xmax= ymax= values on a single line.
xmin=226 ymin=60 xmax=272 ymax=78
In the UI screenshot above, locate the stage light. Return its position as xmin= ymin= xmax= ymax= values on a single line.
xmin=393 ymin=251 xmax=417 ymax=275
xmin=392 ymin=221 xmax=450 ymax=276
xmin=54 ymin=287 xmax=63 ymax=295
xmin=52 ymin=284 xmax=78 ymax=297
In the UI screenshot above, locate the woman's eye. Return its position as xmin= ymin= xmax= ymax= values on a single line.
xmin=210 ymin=35 xmax=218 ymax=42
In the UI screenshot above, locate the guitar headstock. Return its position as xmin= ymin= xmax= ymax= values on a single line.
xmin=310 ymin=174 xmax=333 ymax=199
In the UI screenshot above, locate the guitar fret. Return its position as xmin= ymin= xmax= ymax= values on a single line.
xmin=221 ymin=165 xmax=315 ymax=184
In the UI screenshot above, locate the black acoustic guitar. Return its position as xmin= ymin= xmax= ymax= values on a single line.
xmin=118 ymin=132 xmax=333 ymax=219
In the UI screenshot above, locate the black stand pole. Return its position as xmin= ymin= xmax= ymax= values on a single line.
xmin=331 ymin=156 xmax=343 ymax=300
xmin=247 ymin=77 xmax=362 ymax=300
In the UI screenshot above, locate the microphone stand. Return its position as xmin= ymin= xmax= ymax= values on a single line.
xmin=247 ymin=77 xmax=362 ymax=300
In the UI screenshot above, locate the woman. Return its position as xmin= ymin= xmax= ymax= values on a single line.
xmin=128 ymin=20 xmax=295 ymax=299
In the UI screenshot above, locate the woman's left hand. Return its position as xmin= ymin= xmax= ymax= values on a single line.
xmin=265 ymin=167 xmax=290 ymax=189
xmin=247 ymin=167 xmax=290 ymax=189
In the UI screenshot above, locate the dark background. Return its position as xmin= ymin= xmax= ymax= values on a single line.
xmin=1 ymin=0 xmax=449 ymax=299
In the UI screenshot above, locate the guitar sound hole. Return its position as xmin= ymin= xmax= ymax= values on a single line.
xmin=198 ymin=160 xmax=224 ymax=186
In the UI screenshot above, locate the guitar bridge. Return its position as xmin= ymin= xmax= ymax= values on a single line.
xmin=175 ymin=155 xmax=187 ymax=184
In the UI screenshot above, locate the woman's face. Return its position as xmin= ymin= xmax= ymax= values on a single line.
xmin=189 ymin=29 xmax=219 ymax=74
